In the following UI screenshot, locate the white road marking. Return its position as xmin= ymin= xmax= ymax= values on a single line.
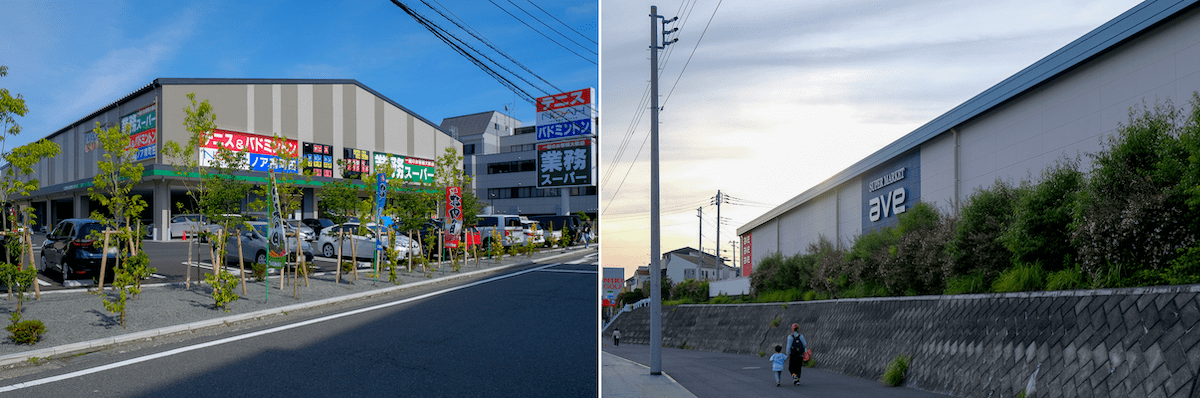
xmin=0 ymin=262 xmax=564 ymax=393
xmin=36 ymin=278 xmax=50 ymax=286
xmin=148 ymin=274 xmax=167 ymax=279
xmin=537 ymin=269 xmax=596 ymax=274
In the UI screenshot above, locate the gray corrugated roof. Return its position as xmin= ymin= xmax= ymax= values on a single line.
xmin=739 ymin=0 xmax=1200 ymax=235
xmin=41 ymin=78 xmax=449 ymax=143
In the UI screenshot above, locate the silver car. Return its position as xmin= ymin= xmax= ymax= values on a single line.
xmin=286 ymin=219 xmax=316 ymax=241
xmin=223 ymin=221 xmax=314 ymax=266
xmin=316 ymin=222 xmax=420 ymax=260
xmin=168 ymin=214 xmax=207 ymax=239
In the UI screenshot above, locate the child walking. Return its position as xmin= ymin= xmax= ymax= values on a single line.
xmin=769 ymin=345 xmax=788 ymax=387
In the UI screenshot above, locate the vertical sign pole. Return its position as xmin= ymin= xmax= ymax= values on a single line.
xmin=649 ymin=4 xmax=663 ymax=376
xmin=716 ymin=190 xmax=721 ymax=277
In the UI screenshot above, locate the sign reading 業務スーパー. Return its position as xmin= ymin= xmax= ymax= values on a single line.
xmin=372 ymin=152 xmax=436 ymax=185
xmin=120 ymin=104 xmax=157 ymax=161
xmin=536 ymin=138 xmax=593 ymax=188
xmin=535 ymin=88 xmax=594 ymax=141
xmin=200 ymin=129 xmax=298 ymax=173
xmin=602 ymin=268 xmax=624 ymax=307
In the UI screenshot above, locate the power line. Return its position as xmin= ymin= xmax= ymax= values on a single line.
xmin=525 ymin=0 xmax=597 ymax=45
xmin=487 ymin=0 xmax=597 ymax=65
xmin=503 ymin=0 xmax=597 ymax=56
xmin=661 ymin=0 xmax=723 ymax=110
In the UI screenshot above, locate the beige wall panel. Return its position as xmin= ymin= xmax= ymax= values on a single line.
xmin=296 ymin=84 xmax=313 ymax=143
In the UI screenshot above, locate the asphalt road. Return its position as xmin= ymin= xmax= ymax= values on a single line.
xmin=3 ymin=252 xmax=599 ymax=397
xmin=603 ymin=343 xmax=951 ymax=398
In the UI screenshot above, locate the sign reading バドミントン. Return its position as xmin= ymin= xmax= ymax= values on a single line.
xmin=535 ymin=88 xmax=594 ymax=141
xmin=120 ymin=104 xmax=157 ymax=161
xmin=536 ymin=138 xmax=593 ymax=188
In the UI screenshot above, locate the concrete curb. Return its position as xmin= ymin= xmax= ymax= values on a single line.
xmin=0 ymin=248 xmax=592 ymax=367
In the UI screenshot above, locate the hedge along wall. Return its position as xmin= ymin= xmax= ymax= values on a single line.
xmin=605 ymin=285 xmax=1200 ymax=398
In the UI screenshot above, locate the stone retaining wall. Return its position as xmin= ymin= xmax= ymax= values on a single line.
xmin=605 ymin=286 xmax=1200 ymax=398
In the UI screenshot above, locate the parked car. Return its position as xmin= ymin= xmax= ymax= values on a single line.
xmin=316 ymin=222 xmax=420 ymax=261
xmin=39 ymin=218 xmax=118 ymax=282
xmin=475 ymin=214 xmax=522 ymax=247
xmin=527 ymin=215 xmax=583 ymax=244
xmin=222 ymin=221 xmax=314 ymax=266
xmin=286 ymin=220 xmax=316 ymax=241
xmin=168 ymin=214 xmax=208 ymax=239
xmin=302 ymin=218 xmax=335 ymax=234
xmin=518 ymin=216 xmax=546 ymax=246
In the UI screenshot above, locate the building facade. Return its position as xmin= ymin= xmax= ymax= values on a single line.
xmin=442 ymin=111 xmax=598 ymax=218
xmin=738 ymin=1 xmax=1200 ymax=273
xmin=16 ymin=78 xmax=461 ymax=240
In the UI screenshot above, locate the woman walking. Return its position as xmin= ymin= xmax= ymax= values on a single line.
xmin=786 ymin=323 xmax=807 ymax=385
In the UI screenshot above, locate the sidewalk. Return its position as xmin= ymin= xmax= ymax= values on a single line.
xmin=0 ymin=247 xmax=595 ymax=367
xmin=603 ymin=343 xmax=953 ymax=398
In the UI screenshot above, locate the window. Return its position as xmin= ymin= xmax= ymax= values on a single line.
xmin=487 ymin=160 xmax=536 ymax=174
xmin=464 ymin=144 xmax=475 ymax=155
xmin=684 ymin=269 xmax=696 ymax=279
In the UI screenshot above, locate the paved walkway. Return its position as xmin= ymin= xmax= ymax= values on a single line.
xmin=603 ymin=343 xmax=953 ymax=398
xmin=0 ymin=247 xmax=596 ymax=367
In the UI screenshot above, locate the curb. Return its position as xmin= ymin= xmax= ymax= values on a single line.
xmin=1 ymin=248 xmax=594 ymax=368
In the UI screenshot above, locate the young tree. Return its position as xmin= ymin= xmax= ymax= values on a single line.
xmin=161 ymin=93 xmax=216 ymax=289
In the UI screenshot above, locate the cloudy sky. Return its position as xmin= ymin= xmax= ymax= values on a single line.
xmin=0 ymin=0 xmax=597 ymax=149
xmin=598 ymin=0 xmax=1144 ymax=279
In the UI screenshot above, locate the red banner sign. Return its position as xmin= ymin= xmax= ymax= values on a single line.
xmin=204 ymin=129 xmax=298 ymax=156
xmin=536 ymin=88 xmax=592 ymax=112
xmin=741 ymin=233 xmax=753 ymax=276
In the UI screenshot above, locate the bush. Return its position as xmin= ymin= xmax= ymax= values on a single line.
xmin=6 ymin=313 xmax=46 ymax=345
xmin=944 ymin=272 xmax=987 ymax=295
xmin=992 ymin=262 xmax=1046 ymax=293
xmin=1001 ymin=160 xmax=1083 ymax=274
xmin=949 ymin=180 xmax=1020 ymax=281
xmin=1046 ymin=265 xmax=1086 ymax=291
xmin=880 ymin=202 xmax=954 ymax=296
xmin=755 ymin=288 xmax=805 ymax=303
xmin=670 ymin=279 xmax=709 ymax=303
xmin=882 ymin=354 xmax=911 ymax=386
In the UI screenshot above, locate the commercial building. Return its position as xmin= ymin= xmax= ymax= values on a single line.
xmin=737 ymin=1 xmax=1200 ymax=273
xmin=442 ymin=111 xmax=598 ymax=218
xmin=14 ymin=78 xmax=461 ymax=240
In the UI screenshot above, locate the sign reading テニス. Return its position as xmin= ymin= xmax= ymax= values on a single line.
xmin=536 ymin=138 xmax=594 ymax=188
xmin=535 ymin=88 xmax=594 ymax=141
xmin=120 ymin=104 xmax=157 ymax=161
xmin=200 ymin=129 xmax=299 ymax=173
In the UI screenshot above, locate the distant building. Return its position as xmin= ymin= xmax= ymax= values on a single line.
xmin=441 ymin=111 xmax=597 ymax=218
xmin=663 ymin=247 xmax=737 ymax=283
xmin=626 ymin=266 xmax=653 ymax=291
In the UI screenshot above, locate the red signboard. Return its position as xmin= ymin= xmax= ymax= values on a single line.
xmin=536 ymin=87 xmax=592 ymax=112
xmin=127 ymin=129 xmax=156 ymax=149
xmin=444 ymin=186 xmax=463 ymax=248
xmin=741 ymin=233 xmax=753 ymax=276
xmin=204 ymin=129 xmax=298 ymax=156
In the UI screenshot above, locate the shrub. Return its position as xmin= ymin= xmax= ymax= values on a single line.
xmin=6 ymin=313 xmax=46 ymax=345
xmin=204 ymin=270 xmax=240 ymax=311
xmin=992 ymin=262 xmax=1046 ymax=293
xmin=949 ymin=179 xmax=1020 ymax=281
xmin=944 ymin=272 xmax=987 ymax=295
xmin=882 ymin=354 xmax=911 ymax=386
xmin=1046 ymin=265 xmax=1086 ymax=291
xmin=880 ymin=202 xmax=954 ymax=296
xmin=1001 ymin=160 xmax=1084 ymax=274
xmin=770 ymin=316 xmax=781 ymax=328
xmin=756 ymin=288 xmax=805 ymax=303
xmin=670 ymin=279 xmax=709 ymax=303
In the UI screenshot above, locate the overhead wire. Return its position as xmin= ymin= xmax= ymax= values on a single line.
xmin=424 ymin=0 xmax=563 ymax=94
xmin=503 ymin=0 xmax=597 ymax=56
xmin=525 ymin=0 xmax=597 ymax=45
xmin=487 ymin=0 xmax=597 ymax=65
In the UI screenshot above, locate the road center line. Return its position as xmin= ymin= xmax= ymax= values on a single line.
xmin=0 ymin=262 xmax=565 ymax=393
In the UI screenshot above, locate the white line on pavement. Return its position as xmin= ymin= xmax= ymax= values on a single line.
xmin=0 ymin=262 xmax=563 ymax=393
xmin=537 ymin=269 xmax=596 ymax=274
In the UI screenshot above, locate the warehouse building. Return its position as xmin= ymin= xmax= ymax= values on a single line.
xmin=737 ymin=1 xmax=1200 ymax=274
xmin=15 ymin=78 xmax=461 ymax=241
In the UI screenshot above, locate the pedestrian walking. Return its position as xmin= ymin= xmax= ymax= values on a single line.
xmin=769 ymin=345 xmax=788 ymax=387
xmin=613 ymin=328 xmax=621 ymax=346
xmin=786 ymin=323 xmax=807 ymax=385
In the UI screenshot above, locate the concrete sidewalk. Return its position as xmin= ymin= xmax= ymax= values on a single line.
xmin=0 ymin=247 xmax=596 ymax=368
xmin=604 ymin=343 xmax=953 ymax=398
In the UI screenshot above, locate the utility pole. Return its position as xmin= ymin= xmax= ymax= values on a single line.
xmin=649 ymin=5 xmax=677 ymax=376
xmin=711 ymin=190 xmax=725 ymax=271
xmin=697 ymin=207 xmax=703 ymax=262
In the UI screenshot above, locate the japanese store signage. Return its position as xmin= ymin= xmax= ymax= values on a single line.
xmin=536 ymin=138 xmax=594 ymax=188
xmin=343 ymin=148 xmax=370 ymax=179
xmin=602 ymin=268 xmax=624 ymax=307
xmin=200 ymin=129 xmax=299 ymax=173
xmin=372 ymin=152 xmax=436 ymax=185
xmin=120 ymin=104 xmax=157 ymax=161
xmin=445 ymin=186 xmax=463 ymax=248
xmin=535 ymin=88 xmax=594 ymax=141
xmin=303 ymin=143 xmax=334 ymax=178
xmin=741 ymin=234 xmax=753 ymax=276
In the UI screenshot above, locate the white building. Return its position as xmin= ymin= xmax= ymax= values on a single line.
xmin=663 ymin=247 xmax=738 ymax=283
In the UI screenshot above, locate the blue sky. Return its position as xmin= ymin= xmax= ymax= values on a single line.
xmin=0 ymin=0 xmax=597 ymax=149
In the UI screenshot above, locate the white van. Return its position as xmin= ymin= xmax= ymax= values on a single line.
xmin=475 ymin=214 xmax=522 ymax=247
